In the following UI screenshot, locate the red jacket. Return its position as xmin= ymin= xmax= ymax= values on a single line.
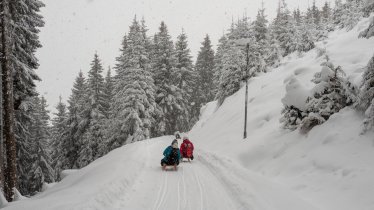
xmin=180 ymin=139 xmax=194 ymax=157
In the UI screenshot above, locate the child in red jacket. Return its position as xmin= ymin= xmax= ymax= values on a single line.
xmin=180 ymin=136 xmax=194 ymax=161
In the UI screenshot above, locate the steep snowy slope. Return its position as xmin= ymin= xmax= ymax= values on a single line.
xmin=3 ymin=16 xmax=374 ymax=210
xmin=190 ymin=16 xmax=374 ymax=210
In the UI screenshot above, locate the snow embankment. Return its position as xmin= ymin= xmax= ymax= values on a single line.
xmin=3 ymin=139 xmax=154 ymax=210
xmin=190 ymin=17 xmax=374 ymax=210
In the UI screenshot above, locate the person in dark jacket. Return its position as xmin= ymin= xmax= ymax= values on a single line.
xmin=161 ymin=139 xmax=181 ymax=170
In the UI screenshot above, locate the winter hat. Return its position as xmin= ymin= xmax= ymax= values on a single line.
xmin=182 ymin=134 xmax=189 ymax=140
xmin=172 ymin=140 xmax=178 ymax=148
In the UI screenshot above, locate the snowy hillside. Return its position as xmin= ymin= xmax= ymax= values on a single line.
xmin=3 ymin=17 xmax=374 ymax=210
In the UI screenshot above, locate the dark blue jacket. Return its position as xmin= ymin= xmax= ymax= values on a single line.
xmin=163 ymin=146 xmax=181 ymax=162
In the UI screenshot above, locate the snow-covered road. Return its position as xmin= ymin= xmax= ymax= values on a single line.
xmin=103 ymin=137 xmax=318 ymax=210
xmin=111 ymin=138 xmax=237 ymax=210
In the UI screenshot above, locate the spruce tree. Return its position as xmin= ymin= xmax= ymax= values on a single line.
xmin=359 ymin=0 xmax=374 ymax=38
xmin=175 ymin=31 xmax=196 ymax=129
xmin=151 ymin=21 xmax=188 ymax=135
xmin=26 ymin=96 xmax=54 ymax=195
xmin=103 ymin=67 xmax=114 ymax=119
xmin=63 ymin=71 xmax=89 ymax=169
xmin=270 ymin=0 xmax=297 ymax=56
xmin=216 ymin=42 xmax=246 ymax=105
xmin=357 ymin=55 xmax=374 ymax=132
xmin=76 ymin=54 xmax=106 ymax=168
xmin=1 ymin=0 xmax=44 ymax=200
xmin=108 ymin=17 xmax=158 ymax=150
xmin=50 ymin=97 xmax=68 ymax=180
xmin=195 ymin=35 xmax=215 ymax=108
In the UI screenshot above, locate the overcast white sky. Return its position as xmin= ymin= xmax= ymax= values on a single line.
xmin=36 ymin=0 xmax=328 ymax=112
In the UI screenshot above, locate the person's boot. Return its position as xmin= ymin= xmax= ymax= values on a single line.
xmin=174 ymin=164 xmax=177 ymax=171
xmin=162 ymin=164 xmax=167 ymax=171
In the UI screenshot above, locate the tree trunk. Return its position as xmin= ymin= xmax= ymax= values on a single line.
xmin=1 ymin=0 xmax=17 ymax=202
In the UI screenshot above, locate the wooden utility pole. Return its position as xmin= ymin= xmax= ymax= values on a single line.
xmin=244 ymin=43 xmax=249 ymax=139
xmin=1 ymin=0 xmax=17 ymax=201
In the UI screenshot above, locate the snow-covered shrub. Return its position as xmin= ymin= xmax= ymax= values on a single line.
xmin=300 ymin=57 xmax=354 ymax=133
xmin=299 ymin=112 xmax=326 ymax=134
xmin=359 ymin=16 xmax=374 ymax=38
xmin=280 ymin=105 xmax=306 ymax=130
xmin=316 ymin=47 xmax=327 ymax=58
xmin=357 ymin=54 xmax=374 ymax=132
xmin=280 ymin=76 xmax=310 ymax=131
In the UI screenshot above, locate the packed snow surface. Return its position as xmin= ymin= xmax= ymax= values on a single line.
xmin=3 ymin=17 xmax=374 ymax=210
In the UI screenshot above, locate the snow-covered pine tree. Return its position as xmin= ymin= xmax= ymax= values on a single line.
xmin=213 ymin=35 xmax=229 ymax=101
xmin=253 ymin=6 xmax=271 ymax=72
xmin=151 ymin=21 xmax=188 ymax=135
xmin=109 ymin=17 xmax=157 ymax=149
xmin=194 ymin=35 xmax=215 ymax=109
xmin=295 ymin=17 xmax=315 ymax=53
xmin=293 ymin=8 xmax=302 ymax=24
xmin=76 ymin=53 xmax=106 ymax=168
xmin=103 ymin=67 xmax=114 ymax=119
xmin=300 ymin=57 xmax=352 ymax=133
xmin=340 ymin=0 xmax=364 ymax=30
xmin=216 ymin=41 xmax=246 ymax=105
xmin=62 ymin=71 xmax=89 ymax=169
xmin=50 ymin=97 xmax=68 ymax=180
xmin=26 ymin=96 xmax=54 ymax=195
xmin=266 ymin=33 xmax=283 ymax=67
xmin=175 ymin=31 xmax=196 ymax=129
xmin=357 ymin=54 xmax=374 ymax=132
xmin=359 ymin=0 xmax=374 ymax=38
xmin=363 ymin=0 xmax=374 ymax=15
xmin=270 ymin=0 xmax=297 ymax=56
xmin=1 ymin=0 xmax=44 ymax=200
xmin=333 ymin=0 xmax=345 ymax=26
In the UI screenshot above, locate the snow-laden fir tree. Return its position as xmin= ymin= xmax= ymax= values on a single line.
xmin=216 ymin=42 xmax=246 ymax=105
xmin=25 ymin=96 xmax=54 ymax=195
xmin=0 ymin=0 xmax=45 ymax=200
xmin=294 ymin=17 xmax=315 ymax=53
xmin=300 ymin=57 xmax=353 ymax=133
xmin=151 ymin=21 xmax=188 ymax=135
xmin=213 ymin=35 xmax=229 ymax=100
xmin=102 ymin=67 xmax=115 ymax=119
xmin=175 ymin=31 xmax=196 ymax=129
xmin=359 ymin=0 xmax=374 ymax=38
xmin=253 ymin=6 xmax=271 ymax=72
xmin=76 ymin=53 xmax=106 ymax=168
xmin=50 ymin=97 xmax=68 ymax=180
xmin=109 ymin=17 xmax=158 ymax=149
xmin=339 ymin=0 xmax=364 ymax=30
xmin=266 ymin=34 xmax=283 ymax=67
xmin=270 ymin=0 xmax=297 ymax=56
xmin=60 ymin=71 xmax=89 ymax=170
xmin=194 ymin=35 xmax=215 ymax=109
xmin=357 ymin=54 xmax=374 ymax=132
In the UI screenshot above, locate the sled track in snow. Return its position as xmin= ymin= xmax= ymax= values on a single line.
xmin=153 ymin=165 xmax=168 ymax=210
xmin=197 ymin=152 xmax=254 ymax=210
xmin=192 ymin=165 xmax=205 ymax=210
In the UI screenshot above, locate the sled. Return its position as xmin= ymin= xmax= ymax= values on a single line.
xmin=162 ymin=164 xmax=178 ymax=171
xmin=181 ymin=157 xmax=192 ymax=162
